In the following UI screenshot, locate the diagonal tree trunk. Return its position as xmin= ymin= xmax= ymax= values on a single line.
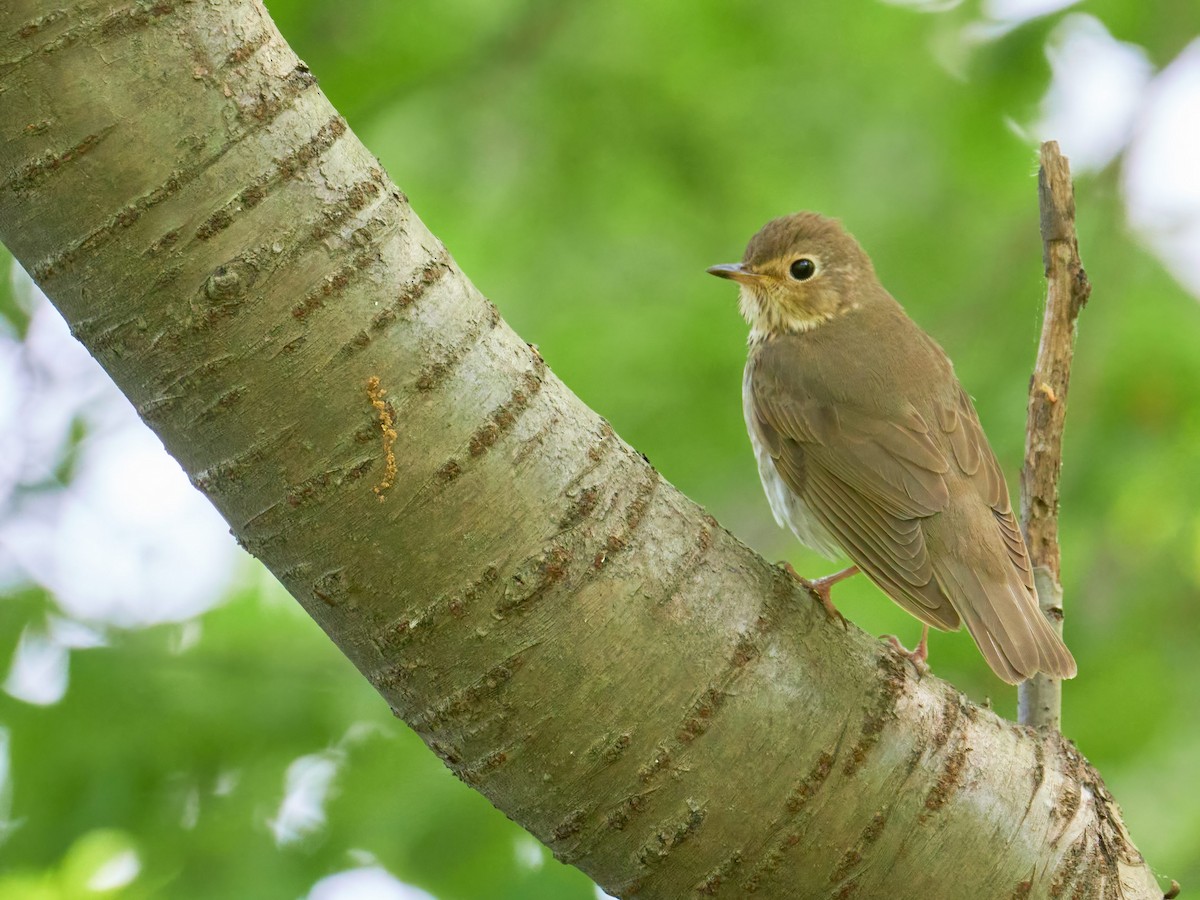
xmin=0 ymin=2 xmax=1162 ymax=897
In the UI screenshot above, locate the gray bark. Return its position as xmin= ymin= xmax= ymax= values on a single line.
xmin=1018 ymin=141 xmax=1092 ymax=732
xmin=0 ymin=2 xmax=1161 ymax=897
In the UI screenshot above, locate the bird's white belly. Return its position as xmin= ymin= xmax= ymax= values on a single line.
xmin=743 ymin=375 xmax=842 ymax=561
xmin=752 ymin=437 xmax=842 ymax=561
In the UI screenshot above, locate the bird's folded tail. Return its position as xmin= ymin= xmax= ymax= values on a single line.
xmin=934 ymin=556 xmax=1077 ymax=685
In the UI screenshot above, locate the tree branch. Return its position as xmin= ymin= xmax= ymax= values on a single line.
xmin=0 ymin=4 xmax=1159 ymax=898
xmin=1018 ymin=141 xmax=1092 ymax=732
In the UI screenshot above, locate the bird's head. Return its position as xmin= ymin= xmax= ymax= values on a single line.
xmin=708 ymin=212 xmax=876 ymax=342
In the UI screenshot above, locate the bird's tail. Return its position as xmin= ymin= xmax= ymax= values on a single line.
xmin=934 ymin=556 xmax=1076 ymax=685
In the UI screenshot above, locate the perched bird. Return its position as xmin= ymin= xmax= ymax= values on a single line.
xmin=709 ymin=213 xmax=1076 ymax=684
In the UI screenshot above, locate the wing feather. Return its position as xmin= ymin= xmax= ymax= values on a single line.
xmin=801 ymin=462 xmax=959 ymax=629
xmin=754 ymin=379 xmax=960 ymax=629
xmin=940 ymin=388 xmax=1035 ymax=594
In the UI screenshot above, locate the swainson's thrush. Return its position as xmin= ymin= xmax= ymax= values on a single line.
xmin=709 ymin=212 xmax=1076 ymax=684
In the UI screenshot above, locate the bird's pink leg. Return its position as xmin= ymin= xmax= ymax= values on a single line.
xmin=886 ymin=624 xmax=930 ymax=675
xmin=778 ymin=562 xmax=859 ymax=627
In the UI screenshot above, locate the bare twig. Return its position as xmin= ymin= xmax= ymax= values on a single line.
xmin=1018 ymin=141 xmax=1091 ymax=730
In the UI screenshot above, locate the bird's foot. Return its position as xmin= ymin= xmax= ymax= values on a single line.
xmin=885 ymin=625 xmax=930 ymax=677
xmin=778 ymin=562 xmax=858 ymax=628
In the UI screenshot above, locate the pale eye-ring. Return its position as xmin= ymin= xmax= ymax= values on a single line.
xmin=789 ymin=258 xmax=816 ymax=281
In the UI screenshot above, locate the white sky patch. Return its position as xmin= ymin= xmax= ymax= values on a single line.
xmin=0 ymin=263 xmax=244 ymax=627
xmin=951 ymin=0 xmax=1080 ymax=78
xmin=168 ymin=620 xmax=204 ymax=655
xmin=305 ymin=866 xmax=436 ymax=900
xmin=0 ymin=727 xmax=22 ymax=846
xmin=48 ymin=614 xmax=107 ymax=649
xmin=348 ymin=847 xmax=380 ymax=867
xmin=0 ymin=346 xmax=21 ymax=534
xmin=87 ymin=848 xmax=141 ymax=891
xmin=3 ymin=625 xmax=69 ymax=706
xmin=983 ymin=0 xmax=1079 ymax=26
xmin=1032 ymin=15 xmax=1153 ymax=173
xmin=181 ymin=786 xmax=201 ymax=830
xmin=0 ymin=269 xmax=119 ymax=501
xmin=513 ymin=834 xmax=546 ymax=871
xmin=1123 ymin=39 xmax=1200 ymax=299
xmin=594 ymin=886 xmax=618 ymax=900
xmin=269 ymin=749 xmax=344 ymax=847
xmin=269 ymin=724 xmax=387 ymax=847
xmin=50 ymin=426 xmax=237 ymax=626
xmin=3 ymin=615 xmax=104 ymax=707
xmin=214 ymin=768 xmax=241 ymax=797
xmin=877 ymin=0 xmax=963 ymax=12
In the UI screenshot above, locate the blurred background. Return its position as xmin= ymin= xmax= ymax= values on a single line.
xmin=2 ymin=0 xmax=1199 ymax=896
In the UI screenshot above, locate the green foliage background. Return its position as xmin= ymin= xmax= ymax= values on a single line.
xmin=2 ymin=0 xmax=1199 ymax=896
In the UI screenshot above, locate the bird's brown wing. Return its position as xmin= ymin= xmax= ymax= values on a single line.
xmin=937 ymin=386 xmax=1034 ymax=595
xmin=750 ymin=371 xmax=961 ymax=632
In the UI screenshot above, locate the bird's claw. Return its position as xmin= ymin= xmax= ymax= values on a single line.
xmin=885 ymin=632 xmax=930 ymax=678
xmin=777 ymin=561 xmax=850 ymax=629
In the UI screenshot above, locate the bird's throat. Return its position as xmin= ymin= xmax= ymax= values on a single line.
xmin=740 ymin=286 xmax=840 ymax=344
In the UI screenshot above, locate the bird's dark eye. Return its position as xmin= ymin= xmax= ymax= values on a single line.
xmin=789 ymin=258 xmax=816 ymax=281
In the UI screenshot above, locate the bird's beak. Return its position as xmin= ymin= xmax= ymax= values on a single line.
xmin=706 ymin=262 xmax=763 ymax=286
